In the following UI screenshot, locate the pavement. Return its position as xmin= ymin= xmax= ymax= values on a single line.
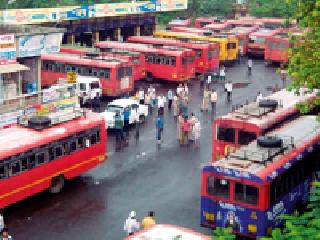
xmin=5 ymin=59 xmax=283 ymax=240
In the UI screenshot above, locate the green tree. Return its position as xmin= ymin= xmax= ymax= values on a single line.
xmin=259 ymin=182 xmax=320 ymax=240
xmin=288 ymin=0 xmax=320 ymax=112
xmin=248 ymin=0 xmax=298 ymax=18
xmin=198 ymin=0 xmax=234 ymax=17
xmin=211 ymin=227 xmax=236 ymax=240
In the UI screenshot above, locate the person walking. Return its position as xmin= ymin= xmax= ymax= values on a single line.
xmin=167 ymin=89 xmax=173 ymax=110
xmin=225 ymin=81 xmax=233 ymax=102
xmin=124 ymin=211 xmax=140 ymax=236
xmin=201 ymin=87 xmax=210 ymax=112
xmin=219 ymin=66 xmax=226 ymax=82
xmin=157 ymin=95 xmax=166 ymax=115
xmin=200 ymin=74 xmax=205 ymax=88
xmin=180 ymin=116 xmax=191 ymax=145
xmin=141 ymin=211 xmax=156 ymax=230
xmin=123 ymin=107 xmax=130 ymax=138
xmin=138 ymin=88 xmax=145 ymax=104
xmin=156 ymin=114 xmax=164 ymax=144
xmin=177 ymin=84 xmax=183 ymax=97
xmin=248 ymin=58 xmax=253 ymax=75
xmin=210 ymin=89 xmax=217 ymax=113
xmin=184 ymin=83 xmax=189 ymax=97
xmin=280 ymin=64 xmax=288 ymax=88
xmin=189 ymin=113 xmax=197 ymax=141
xmin=173 ymin=95 xmax=179 ymax=119
xmin=206 ymin=74 xmax=212 ymax=89
xmin=114 ymin=111 xmax=125 ymax=151
xmin=193 ymin=118 xmax=201 ymax=148
xmin=177 ymin=113 xmax=183 ymax=143
xmin=132 ymin=108 xmax=140 ymax=142
xmin=144 ymin=93 xmax=151 ymax=114
xmin=256 ymin=91 xmax=263 ymax=103
xmin=181 ymin=95 xmax=189 ymax=117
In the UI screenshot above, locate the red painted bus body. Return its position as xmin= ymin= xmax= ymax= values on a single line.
xmin=41 ymin=53 xmax=134 ymax=97
xmin=194 ymin=17 xmax=223 ymax=28
xmin=203 ymin=22 xmax=233 ymax=32
xmin=169 ymin=26 xmax=211 ymax=35
xmin=95 ymin=41 xmax=196 ymax=82
xmin=228 ymin=26 xmax=259 ymax=55
xmin=0 ymin=112 xmax=106 ymax=208
xmin=256 ymin=18 xmax=296 ymax=29
xmin=128 ymin=35 xmax=220 ymax=74
xmin=264 ymin=29 xmax=303 ymax=64
xmin=167 ymin=18 xmax=192 ymax=29
xmin=212 ymin=89 xmax=316 ymax=161
xmin=60 ymin=47 xmax=146 ymax=82
xmin=248 ymin=29 xmax=279 ymax=57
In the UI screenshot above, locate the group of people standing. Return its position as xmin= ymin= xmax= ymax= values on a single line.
xmin=123 ymin=211 xmax=156 ymax=236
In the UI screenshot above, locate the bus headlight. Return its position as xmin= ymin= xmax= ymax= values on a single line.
xmin=172 ymin=73 xmax=177 ymax=79
xmin=199 ymin=61 xmax=204 ymax=66
xmin=248 ymin=224 xmax=257 ymax=234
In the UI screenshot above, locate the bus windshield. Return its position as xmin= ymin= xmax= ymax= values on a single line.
xmin=235 ymin=183 xmax=259 ymax=205
xmin=217 ymin=127 xmax=235 ymax=143
xmin=207 ymin=176 xmax=230 ymax=199
xmin=107 ymin=105 xmax=123 ymax=113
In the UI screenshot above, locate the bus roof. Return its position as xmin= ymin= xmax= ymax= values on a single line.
xmin=42 ymin=53 xmax=128 ymax=68
xmin=229 ymin=26 xmax=259 ymax=35
xmin=154 ymin=31 xmax=231 ymax=43
xmin=217 ymin=89 xmax=316 ymax=130
xmin=0 ymin=112 xmax=104 ymax=161
xmin=167 ymin=18 xmax=191 ymax=26
xmin=124 ymin=224 xmax=209 ymax=240
xmin=128 ymin=36 xmax=219 ymax=49
xmin=95 ymin=41 xmax=194 ymax=56
xmin=208 ymin=115 xmax=320 ymax=183
xmin=250 ymin=28 xmax=279 ymax=37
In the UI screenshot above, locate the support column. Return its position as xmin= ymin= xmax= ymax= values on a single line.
xmin=36 ymin=57 xmax=41 ymax=92
xmin=92 ymin=31 xmax=100 ymax=44
xmin=18 ymin=71 xmax=22 ymax=95
xmin=134 ymin=26 xmax=140 ymax=36
xmin=67 ymin=33 xmax=75 ymax=45
xmin=113 ymin=28 xmax=122 ymax=41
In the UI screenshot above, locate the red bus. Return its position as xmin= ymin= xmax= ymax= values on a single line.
xmin=195 ymin=17 xmax=223 ymax=28
xmin=203 ymin=22 xmax=233 ymax=32
xmin=228 ymin=26 xmax=259 ymax=55
xmin=201 ymin=115 xmax=320 ymax=237
xmin=248 ymin=29 xmax=279 ymax=57
xmin=41 ymin=53 xmax=134 ymax=97
xmin=95 ymin=41 xmax=196 ymax=82
xmin=60 ymin=47 xmax=146 ymax=82
xmin=264 ymin=30 xmax=303 ymax=65
xmin=0 ymin=111 xmax=106 ymax=208
xmin=226 ymin=19 xmax=259 ymax=28
xmin=167 ymin=18 xmax=192 ymax=29
xmin=212 ymin=89 xmax=316 ymax=161
xmin=256 ymin=18 xmax=296 ymax=29
xmin=125 ymin=224 xmax=209 ymax=239
xmin=127 ymin=35 xmax=220 ymax=75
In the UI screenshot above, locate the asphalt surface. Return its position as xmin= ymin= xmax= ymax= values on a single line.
xmin=5 ymin=59 xmax=283 ymax=240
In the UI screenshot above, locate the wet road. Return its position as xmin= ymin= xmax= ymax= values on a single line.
xmin=6 ymin=60 xmax=283 ymax=239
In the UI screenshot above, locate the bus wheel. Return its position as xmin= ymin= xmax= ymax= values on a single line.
xmin=49 ymin=175 xmax=65 ymax=194
xmin=146 ymin=72 xmax=154 ymax=82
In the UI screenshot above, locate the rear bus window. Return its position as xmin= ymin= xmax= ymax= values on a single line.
xmin=207 ymin=176 xmax=230 ymax=198
xmin=235 ymin=183 xmax=259 ymax=205
xmin=227 ymin=43 xmax=237 ymax=49
xmin=217 ymin=127 xmax=235 ymax=143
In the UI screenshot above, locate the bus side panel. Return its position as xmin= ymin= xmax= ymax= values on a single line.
xmin=0 ymin=138 xmax=106 ymax=209
xmin=41 ymin=71 xmax=66 ymax=88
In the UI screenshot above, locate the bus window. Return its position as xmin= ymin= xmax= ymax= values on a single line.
xmin=117 ymin=67 xmax=125 ymax=80
xmin=104 ymin=69 xmax=110 ymax=79
xmin=55 ymin=146 xmax=63 ymax=158
xmin=207 ymin=176 xmax=230 ymax=198
xmin=227 ymin=43 xmax=237 ymax=49
xmin=217 ymin=127 xmax=235 ymax=143
xmin=133 ymin=57 xmax=140 ymax=64
xmin=36 ymin=152 xmax=47 ymax=165
xmin=209 ymin=49 xmax=219 ymax=58
xmin=28 ymin=154 xmax=36 ymax=169
xmin=235 ymin=183 xmax=259 ymax=205
xmin=10 ymin=161 xmax=21 ymax=176
xmin=238 ymin=39 xmax=245 ymax=46
xmin=194 ymin=49 xmax=202 ymax=58
xmin=21 ymin=158 xmax=28 ymax=171
xmin=255 ymin=37 xmax=265 ymax=44
xmin=70 ymin=140 xmax=77 ymax=153
xmin=268 ymin=42 xmax=275 ymax=49
xmin=79 ymin=83 xmax=86 ymax=91
xmin=0 ymin=164 xmax=7 ymax=179
xmin=171 ymin=57 xmax=176 ymax=66
xmin=277 ymin=43 xmax=287 ymax=50
xmin=126 ymin=67 xmax=132 ymax=77
xmin=238 ymin=131 xmax=257 ymax=145
xmin=90 ymin=82 xmax=100 ymax=90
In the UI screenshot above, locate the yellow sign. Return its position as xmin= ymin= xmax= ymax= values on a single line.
xmin=67 ymin=72 xmax=76 ymax=84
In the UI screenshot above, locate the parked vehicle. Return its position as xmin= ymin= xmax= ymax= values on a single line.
xmin=77 ymin=76 xmax=102 ymax=105
xmin=100 ymin=98 xmax=148 ymax=129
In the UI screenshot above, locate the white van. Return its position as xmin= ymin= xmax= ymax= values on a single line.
xmin=77 ymin=76 xmax=102 ymax=105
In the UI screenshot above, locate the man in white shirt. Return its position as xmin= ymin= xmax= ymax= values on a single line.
xmin=157 ymin=95 xmax=166 ymax=115
xmin=225 ymin=81 xmax=233 ymax=102
xmin=139 ymin=88 xmax=145 ymax=105
xmin=207 ymin=74 xmax=212 ymax=88
xmin=248 ymin=58 xmax=253 ymax=74
xmin=210 ymin=89 xmax=218 ymax=113
xmin=124 ymin=211 xmax=140 ymax=236
xmin=256 ymin=91 xmax=263 ymax=103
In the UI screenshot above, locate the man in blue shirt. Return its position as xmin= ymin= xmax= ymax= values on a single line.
xmin=123 ymin=107 xmax=130 ymax=138
xmin=156 ymin=114 xmax=164 ymax=144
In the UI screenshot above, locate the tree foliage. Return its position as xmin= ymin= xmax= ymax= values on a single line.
xmin=211 ymin=227 xmax=236 ymax=240
xmin=288 ymin=0 xmax=320 ymax=112
xmin=248 ymin=0 xmax=298 ymax=18
xmin=259 ymin=181 xmax=320 ymax=240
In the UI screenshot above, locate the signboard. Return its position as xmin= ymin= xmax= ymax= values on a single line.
xmin=0 ymin=110 xmax=22 ymax=129
xmin=0 ymin=0 xmax=188 ymax=24
xmin=17 ymin=33 xmax=63 ymax=57
xmin=67 ymin=72 xmax=77 ymax=84
xmin=0 ymin=34 xmax=16 ymax=64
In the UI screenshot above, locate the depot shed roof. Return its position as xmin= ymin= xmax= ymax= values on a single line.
xmin=0 ymin=24 xmax=65 ymax=36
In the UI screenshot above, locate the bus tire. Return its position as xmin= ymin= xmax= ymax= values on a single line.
xmin=139 ymin=115 xmax=146 ymax=123
xmin=257 ymin=136 xmax=283 ymax=148
xmin=146 ymin=72 xmax=154 ymax=82
xmin=28 ymin=116 xmax=51 ymax=130
xmin=49 ymin=175 xmax=65 ymax=194
xmin=259 ymin=99 xmax=278 ymax=109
